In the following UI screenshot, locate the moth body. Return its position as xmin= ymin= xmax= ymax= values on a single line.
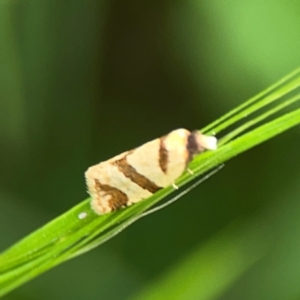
xmin=85 ymin=129 xmax=217 ymax=215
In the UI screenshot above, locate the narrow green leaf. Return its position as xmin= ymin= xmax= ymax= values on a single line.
xmin=1 ymin=69 xmax=300 ymax=296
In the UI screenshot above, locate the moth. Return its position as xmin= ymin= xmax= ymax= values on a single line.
xmin=85 ymin=129 xmax=217 ymax=215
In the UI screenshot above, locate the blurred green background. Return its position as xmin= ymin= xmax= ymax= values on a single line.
xmin=1 ymin=1 xmax=300 ymax=299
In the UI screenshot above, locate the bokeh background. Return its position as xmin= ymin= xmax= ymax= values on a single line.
xmin=1 ymin=1 xmax=300 ymax=299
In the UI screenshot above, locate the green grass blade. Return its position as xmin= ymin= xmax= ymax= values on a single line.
xmin=1 ymin=69 xmax=300 ymax=297
xmin=219 ymin=93 xmax=300 ymax=146
xmin=202 ymin=70 xmax=300 ymax=135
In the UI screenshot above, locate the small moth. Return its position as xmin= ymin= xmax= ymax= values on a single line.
xmin=85 ymin=129 xmax=217 ymax=215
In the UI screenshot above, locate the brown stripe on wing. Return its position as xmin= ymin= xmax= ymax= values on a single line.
xmin=94 ymin=179 xmax=129 ymax=211
xmin=113 ymin=156 xmax=162 ymax=193
xmin=186 ymin=131 xmax=202 ymax=165
xmin=159 ymin=136 xmax=168 ymax=173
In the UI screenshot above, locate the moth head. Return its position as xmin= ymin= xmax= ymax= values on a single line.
xmin=187 ymin=131 xmax=217 ymax=159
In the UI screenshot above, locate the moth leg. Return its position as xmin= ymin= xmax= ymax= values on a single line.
xmin=187 ymin=168 xmax=194 ymax=175
xmin=172 ymin=183 xmax=179 ymax=190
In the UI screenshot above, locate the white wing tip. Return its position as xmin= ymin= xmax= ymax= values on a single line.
xmin=195 ymin=133 xmax=218 ymax=150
